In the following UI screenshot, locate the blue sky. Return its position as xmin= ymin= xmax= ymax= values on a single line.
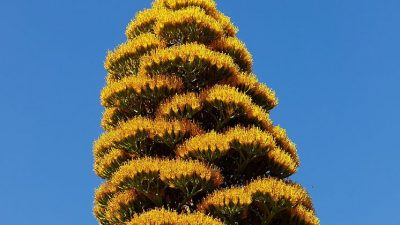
xmin=0 ymin=0 xmax=399 ymax=224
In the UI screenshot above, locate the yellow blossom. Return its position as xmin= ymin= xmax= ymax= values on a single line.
xmin=211 ymin=37 xmax=253 ymax=72
xmin=153 ymin=0 xmax=218 ymax=17
xmin=105 ymin=33 xmax=165 ymax=80
xmin=125 ymin=8 xmax=168 ymax=39
xmin=154 ymin=7 xmax=224 ymax=44
xmin=127 ymin=208 xmax=224 ymax=225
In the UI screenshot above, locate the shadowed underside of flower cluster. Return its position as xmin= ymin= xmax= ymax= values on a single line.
xmin=93 ymin=0 xmax=320 ymax=224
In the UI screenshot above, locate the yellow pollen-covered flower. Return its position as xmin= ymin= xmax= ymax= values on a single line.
xmin=290 ymin=205 xmax=320 ymax=225
xmin=226 ymin=72 xmax=278 ymax=110
xmin=110 ymin=157 xmax=223 ymax=189
xmin=93 ymin=116 xmax=152 ymax=157
xmin=214 ymin=12 xmax=238 ymax=37
xmin=153 ymin=0 xmax=218 ymax=17
xmin=101 ymin=107 xmax=120 ymax=131
xmin=159 ymin=159 xmax=223 ymax=186
xmin=93 ymin=116 xmax=202 ymax=157
xmin=101 ymin=75 xmax=183 ymax=107
xmin=271 ymin=126 xmax=299 ymax=164
xmin=245 ymin=177 xmax=311 ymax=208
xmin=94 ymin=182 xmax=119 ymax=207
xmin=94 ymin=148 xmax=134 ymax=179
xmin=203 ymin=84 xmax=253 ymax=108
xmin=138 ymin=43 xmax=240 ymax=81
xmin=156 ymin=92 xmax=201 ymax=118
xmin=211 ymin=37 xmax=253 ymax=72
xmin=198 ymin=187 xmax=251 ymax=212
xmin=202 ymin=84 xmax=273 ymax=130
xmin=245 ymin=103 xmax=274 ymax=130
xmin=176 ymin=126 xmax=276 ymax=160
xmin=125 ymin=8 xmax=168 ymax=39
xmin=154 ymin=7 xmax=224 ymax=45
xmin=267 ymin=147 xmax=298 ymax=176
xmin=105 ymin=189 xmax=139 ymax=222
xmin=127 ymin=208 xmax=224 ymax=225
xmin=105 ymin=33 xmax=165 ymax=80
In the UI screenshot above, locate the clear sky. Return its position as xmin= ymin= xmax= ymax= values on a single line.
xmin=0 ymin=0 xmax=399 ymax=224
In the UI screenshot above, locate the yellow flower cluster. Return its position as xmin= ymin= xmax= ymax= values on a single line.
xmin=95 ymin=182 xmax=119 ymax=206
xmin=153 ymin=0 xmax=218 ymax=17
xmin=105 ymin=33 xmax=165 ymax=79
xmin=101 ymin=107 xmax=126 ymax=131
xmin=271 ymin=126 xmax=299 ymax=165
xmin=214 ymin=12 xmax=238 ymax=37
xmin=156 ymin=92 xmax=201 ymax=118
xmin=156 ymin=85 xmax=273 ymax=130
xmin=267 ymin=147 xmax=298 ymax=175
xmin=227 ymin=72 xmax=278 ymax=110
xmin=110 ymin=157 xmax=223 ymax=189
xmin=245 ymin=177 xmax=311 ymax=208
xmin=106 ymin=189 xmax=139 ymax=222
xmin=93 ymin=203 xmax=106 ymax=224
xmin=246 ymin=103 xmax=274 ymax=130
xmin=125 ymin=8 xmax=168 ymax=39
xmin=176 ymin=126 xmax=276 ymax=159
xmin=154 ymin=7 xmax=224 ymax=44
xmin=94 ymin=148 xmax=134 ymax=179
xmin=138 ymin=43 xmax=240 ymax=79
xmin=101 ymin=107 xmax=117 ymax=130
xmin=101 ymin=75 xmax=183 ymax=107
xmin=211 ymin=37 xmax=253 ymax=72
xmin=128 ymin=208 xmax=224 ymax=225
xmin=93 ymin=116 xmax=203 ymax=157
xmin=202 ymin=84 xmax=252 ymax=107
xmin=93 ymin=0 xmax=320 ymax=223
xmin=197 ymin=187 xmax=251 ymax=212
xmin=291 ymin=205 xmax=320 ymax=225
xmin=199 ymin=177 xmax=316 ymax=222
xmin=93 ymin=182 xmax=120 ymax=223
xmin=203 ymin=85 xmax=273 ymax=130
xmin=159 ymin=158 xmax=223 ymax=186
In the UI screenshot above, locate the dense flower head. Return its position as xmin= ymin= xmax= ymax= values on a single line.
xmin=198 ymin=186 xmax=251 ymax=212
xmin=110 ymin=157 xmax=223 ymax=189
xmin=105 ymin=33 xmax=165 ymax=81
xmin=211 ymin=37 xmax=253 ymax=72
xmin=153 ymin=0 xmax=218 ymax=16
xmin=93 ymin=116 xmax=203 ymax=157
xmin=94 ymin=0 xmax=319 ymax=224
xmin=176 ymin=126 xmax=277 ymax=158
xmin=126 ymin=8 xmax=168 ymax=39
xmin=138 ymin=43 xmax=241 ymax=83
xmin=198 ymin=177 xmax=318 ymax=224
xmin=127 ymin=208 xmax=225 ymax=225
xmin=105 ymin=189 xmax=139 ymax=222
xmin=156 ymin=92 xmax=201 ymax=118
xmin=154 ymin=7 xmax=224 ymax=45
xmin=226 ymin=72 xmax=278 ymax=110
